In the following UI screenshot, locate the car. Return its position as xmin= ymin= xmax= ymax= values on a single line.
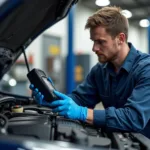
xmin=0 ymin=0 xmax=150 ymax=150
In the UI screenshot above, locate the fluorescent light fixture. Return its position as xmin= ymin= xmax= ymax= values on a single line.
xmin=121 ymin=10 xmax=132 ymax=18
xmin=139 ymin=19 xmax=150 ymax=27
xmin=95 ymin=0 xmax=110 ymax=7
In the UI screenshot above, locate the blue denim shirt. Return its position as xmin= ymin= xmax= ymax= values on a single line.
xmin=69 ymin=43 xmax=150 ymax=138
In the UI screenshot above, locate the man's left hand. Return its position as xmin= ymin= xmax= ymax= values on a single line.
xmin=50 ymin=91 xmax=88 ymax=122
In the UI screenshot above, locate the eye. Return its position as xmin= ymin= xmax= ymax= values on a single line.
xmin=96 ymin=40 xmax=106 ymax=45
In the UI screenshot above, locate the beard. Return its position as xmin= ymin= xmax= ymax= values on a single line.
xmin=97 ymin=51 xmax=118 ymax=64
xmin=97 ymin=43 xmax=119 ymax=63
xmin=97 ymin=54 xmax=109 ymax=63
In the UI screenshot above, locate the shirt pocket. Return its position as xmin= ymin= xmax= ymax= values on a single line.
xmin=99 ymin=94 xmax=111 ymax=108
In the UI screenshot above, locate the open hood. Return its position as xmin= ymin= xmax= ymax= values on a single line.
xmin=0 ymin=0 xmax=78 ymax=79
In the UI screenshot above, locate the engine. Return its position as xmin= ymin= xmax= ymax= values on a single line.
xmin=0 ymin=95 xmax=149 ymax=150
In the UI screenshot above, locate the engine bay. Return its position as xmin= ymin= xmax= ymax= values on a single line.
xmin=0 ymin=94 xmax=149 ymax=150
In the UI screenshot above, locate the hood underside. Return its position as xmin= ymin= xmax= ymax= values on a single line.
xmin=0 ymin=0 xmax=77 ymax=79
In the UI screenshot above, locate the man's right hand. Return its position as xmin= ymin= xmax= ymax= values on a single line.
xmin=29 ymin=84 xmax=44 ymax=105
xmin=29 ymin=76 xmax=55 ymax=105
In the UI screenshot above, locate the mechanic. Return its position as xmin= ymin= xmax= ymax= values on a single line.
xmin=30 ymin=6 xmax=150 ymax=138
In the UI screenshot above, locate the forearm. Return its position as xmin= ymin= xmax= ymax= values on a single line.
xmin=105 ymin=107 xmax=146 ymax=131
xmin=91 ymin=106 xmax=147 ymax=132
xmin=85 ymin=109 xmax=106 ymax=125
xmin=86 ymin=109 xmax=94 ymax=124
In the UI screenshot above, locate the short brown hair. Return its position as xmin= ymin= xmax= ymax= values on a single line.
xmin=85 ymin=6 xmax=129 ymax=41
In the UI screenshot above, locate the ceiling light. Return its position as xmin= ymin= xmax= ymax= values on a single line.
xmin=139 ymin=19 xmax=150 ymax=27
xmin=9 ymin=78 xmax=17 ymax=86
xmin=121 ymin=10 xmax=132 ymax=18
xmin=95 ymin=0 xmax=110 ymax=7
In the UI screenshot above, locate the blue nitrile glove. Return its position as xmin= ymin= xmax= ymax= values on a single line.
xmin=29 ymin=84 xmax=52 ymax=107
xmin=49 ymin=91 xmax=88 ymax=122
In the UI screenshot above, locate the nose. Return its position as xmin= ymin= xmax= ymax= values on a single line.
xmin=92 ymin=43 xmax=100 ymax=52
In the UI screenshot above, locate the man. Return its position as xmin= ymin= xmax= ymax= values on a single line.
xmin=30 ymin=6 xmax=150 ymax=138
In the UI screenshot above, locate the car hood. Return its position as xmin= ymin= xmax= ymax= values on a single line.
xmin=0 ymin=0 xmax=77 ymax=79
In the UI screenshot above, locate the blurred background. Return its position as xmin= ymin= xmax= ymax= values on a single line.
xmin=0 ymin=0 xmax=149 ymax=97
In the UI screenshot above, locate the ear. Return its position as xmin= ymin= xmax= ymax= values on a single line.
xmin=118 ymin=33 xmax=126 ymax=44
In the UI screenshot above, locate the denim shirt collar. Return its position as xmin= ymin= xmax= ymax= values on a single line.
xmin=103 ymin=42 xmax=139 ymax=74
xmin=121 ymin=42 xmax=139 ymax=73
